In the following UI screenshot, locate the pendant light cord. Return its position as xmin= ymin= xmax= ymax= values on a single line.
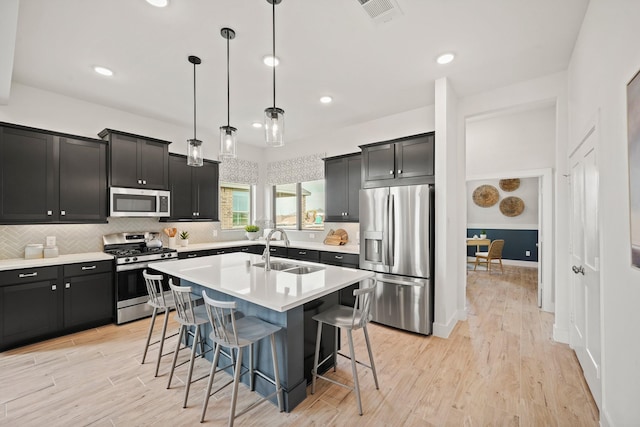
xmin=193 ymin=61 xmax=197 ymax=140
xmin=272 ymin=0 xmax=276 ymax=109
xmin=227 ymin=34 xmax=230 ymax=127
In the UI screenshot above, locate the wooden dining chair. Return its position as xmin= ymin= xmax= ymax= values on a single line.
xmin=474 ymin=239 xmax=505 ymax=273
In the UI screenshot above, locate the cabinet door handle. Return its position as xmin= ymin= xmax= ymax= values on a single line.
xmin=60 ymin=210 xmax=66 ymax=216
xmin=138 ymin=179 xmax=142 ymax=184
xmin=389 ymin=170 xmax=394 ymax=175
xmin=65 ymin=283 xmax=71 ymax=289
xmin=187 ymin=254 xmax=198 ymax=258
xmin=51 ymin=285 xmax=57 ymax=291
xmin=143 ymin=180 xmax=147 ymax=185
xmin=81 ymin=265 xmax=97 ymax=270
xmin=47 ymin=210 xmax=53 ymax=216
xmin=335 ymin=255 xmax=343 ymax=260
xmin=398 ymin=169 xmax=402 ymax=174
xmin=19 ymin=272 xmax=38 ymax=278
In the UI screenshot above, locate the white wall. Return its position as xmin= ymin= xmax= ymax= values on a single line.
xmin=466 ymin=105 xmax=556 ymax=176
xmin=567 ymin=0 xmax=640 ymax=424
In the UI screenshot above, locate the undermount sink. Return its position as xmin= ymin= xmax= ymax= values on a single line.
xmin=252 ymin=261 xmax=325 ymax=275
xmin=281 ymin=266 xmax=325 ymax=275
xmin=252 ymin=261 xmax=298 ymax=271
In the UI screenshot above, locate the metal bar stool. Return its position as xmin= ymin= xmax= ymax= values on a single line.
xmin=141 ymin=270 xmax=177 ymax=377
xmin=200 ymin=290 xmax=283 ymax=426
xmin=311 ymin=279 xmax=379 ymax=415
xmin=166 ymin=279 xmax=210 ymax=408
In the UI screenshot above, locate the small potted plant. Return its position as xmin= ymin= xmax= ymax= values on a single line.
xmin=179 ymin=230 xmax=189 ymax=247
xmin=480 ymin=229 xmax=487 ymax=239
xmin=245 ymin=225 xmax=260 ymax=241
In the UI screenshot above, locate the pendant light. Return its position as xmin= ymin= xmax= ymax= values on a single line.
xmin=219 ymin=27 xmax=237 ymax=159
xmin=187 ymin=55 xmax=203 ymax=167
xmin=264 ymin=0 xmax=284 ymax=147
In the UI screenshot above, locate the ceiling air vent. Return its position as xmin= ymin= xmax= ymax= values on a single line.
xmin=357 ymin=0 xmax=403 ymax=24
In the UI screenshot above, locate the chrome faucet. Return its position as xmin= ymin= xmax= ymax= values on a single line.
xmin=262 ymin=228 xmax=290 ymax=271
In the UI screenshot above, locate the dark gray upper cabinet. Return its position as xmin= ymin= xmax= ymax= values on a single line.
xmin=324 ymin=153 xmax=361 ymax=222
xmin=360 ymin=132 xmax=434 ymax=188
xmin=99 ymin=129 xmax=170 ymax=190
xmin=0 ymin=123 xmax=107 ymax=224
xmin=165 ymin=154 xmax=219 ymax=221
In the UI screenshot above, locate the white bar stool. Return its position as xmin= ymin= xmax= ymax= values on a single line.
xmin=166 ymin=279 xmax=210 ymax=408
xmin=311 ymin=279 xmax=379 ymax=415
xmin=200 ymin=290 xmax=283 ymax=426
xmin=141 ymin=270 xmax=176 ymax=377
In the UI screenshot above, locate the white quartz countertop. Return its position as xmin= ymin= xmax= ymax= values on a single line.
xmin=0 ymin=252 xmax=114 ymax=271
xmin=176 ymin=240 xmax=360 ymax=255
xmin=151 ymin=252 xmax=373 ymax=312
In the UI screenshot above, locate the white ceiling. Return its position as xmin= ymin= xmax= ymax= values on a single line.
xmin=10 ymin=0 xmax=589 ymax=147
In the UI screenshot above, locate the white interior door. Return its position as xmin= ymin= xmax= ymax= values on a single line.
xmin=569 ymin=126 xmax=602 ymax=409
xmin=537 ymin=177 xmax=543 ymax=307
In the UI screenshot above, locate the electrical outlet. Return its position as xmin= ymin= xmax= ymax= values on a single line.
xmin=213 ymin=230 xmax=218 ymax=237
xmin=309 ymin=233 xmax=315 ymax=239
xmin=46 ymin=236 xmax=56 ymax=246
xmin=525 ymin=250 xmax=531 ymax=257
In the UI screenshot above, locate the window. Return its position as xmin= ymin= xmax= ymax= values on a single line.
xmin=220 ymin=182 xmax=252 ymax=229
xmin=273 ymin=180 xmax=324 ymax=230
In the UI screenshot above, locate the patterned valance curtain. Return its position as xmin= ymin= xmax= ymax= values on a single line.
xmin=219 ymin=158 xmax=259 ymax=185
xmin=267 ymin=153 xmax=325 ymax=185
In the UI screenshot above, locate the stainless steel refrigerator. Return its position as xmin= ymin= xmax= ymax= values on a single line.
xmin=359 ymin=184 xmax=434 ymax=335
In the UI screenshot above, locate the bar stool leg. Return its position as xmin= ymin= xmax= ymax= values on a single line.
xmin=347 ymin=329 xmax=363 ymax=416
xmin=249 ymin=343 xmax=255 ymax=391
xmin=311 ymin=321 xmax=323 ymax=394
xmin=363 ymin=325 xmax=379 ymax=389
xmin=142 ymin=307 xmax=158 ymax=364
xmin=200 ymin=343 xmax=222 ymax=423
xmin=228 ymin=347 xmax=244 ymax=427
xmin=333 ymin=326 xmax=339 ymax=372
xmin=183 ymin=324 xmax=201 ymax=408
xmin=269 ymin=333 xmax=283 ymax=412
xmin=167 ymin=325 xmax=185 ymax=389
xmin=154 ymin=307 xmax=170 ymax=377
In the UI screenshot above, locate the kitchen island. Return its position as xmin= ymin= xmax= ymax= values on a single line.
xmin=150 ymin=252 xmax=373 ymax=411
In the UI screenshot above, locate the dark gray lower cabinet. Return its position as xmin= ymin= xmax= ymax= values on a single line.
xmin=63 ymin=261 xmax=113 ymax=329
xmin=0 ymin=261 xmax=114 ymax=351
xmin=320 ymin=251 xmax=361 ymax=307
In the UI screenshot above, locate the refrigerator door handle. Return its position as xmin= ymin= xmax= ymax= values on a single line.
xmin=382 ymin=194 xmax=389 ymax=266
xmin=388 ymin=194 xmax=395 ymax=267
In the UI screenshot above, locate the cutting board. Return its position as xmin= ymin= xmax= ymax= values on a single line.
xmin=324 ymin=228 xmax=349 ymax=246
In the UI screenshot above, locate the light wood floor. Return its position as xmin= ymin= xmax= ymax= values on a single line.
xmin=0 ymin=266 xmax=598 ymax=426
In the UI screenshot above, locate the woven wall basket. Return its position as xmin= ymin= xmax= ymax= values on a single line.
xmin=500 ymin=196 xmax=525 ymax=217
xmin=499 ymin=178 xmax=521 ymax=192
xmin=472 ymin=185 xmax=499 ymax=207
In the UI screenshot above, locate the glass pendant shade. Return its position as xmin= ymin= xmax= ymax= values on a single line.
xmin=219 ymin=126 xmax=237 ymax=158
xmin=264 ymin=107 xmax=284 ymax=147
xmin=187 ymin=138 xmax=203 ymax=166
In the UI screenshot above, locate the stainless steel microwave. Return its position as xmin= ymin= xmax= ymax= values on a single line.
xmin=109 ymin=187 xmax=170 ymax=217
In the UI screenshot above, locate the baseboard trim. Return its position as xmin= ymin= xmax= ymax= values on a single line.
xmin=433 ymin=311 xmax=461 ymax=338
xmin=553 ymin=323 xmax=570 ymax=344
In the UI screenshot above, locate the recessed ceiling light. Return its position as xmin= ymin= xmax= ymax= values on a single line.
xmin=146 ymin=0 xmax=168 ymax=7
xmin=263 ymin=55 xmax=280 ymax=67
xmin=93 ymin=66 xmax=114 ymax=76
xmin=252 ymin=122 xmax=263 ymax=128
xmin=320 ymin=96 xmax=333 ymax=104
xmin=436 ymin=53 xmax=455 ymax=65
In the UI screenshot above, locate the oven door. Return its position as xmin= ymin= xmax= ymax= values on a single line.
xmin=115 ymin=264 xmax=168 ymax=324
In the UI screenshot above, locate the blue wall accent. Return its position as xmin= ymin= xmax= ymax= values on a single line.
xmin=467 ymin=228 xmax=538 ymax=262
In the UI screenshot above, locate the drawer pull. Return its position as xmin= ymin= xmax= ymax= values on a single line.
xmin=241 ymin=248 xmax=249 ymax=252
xmin=187 ymin=254 xmax=198 ymax=258
xmin=299 ymin=251 xmax=306 ymax=255
xmin=335 ymin=255 xmax=343 ymax=260
xmin=19 ymin=272 xmax=38 ymax=278
xmin=81 ymin=265 xmax=97 ymax=270
xmin=270 ymin=248 xmax=277 ymax=252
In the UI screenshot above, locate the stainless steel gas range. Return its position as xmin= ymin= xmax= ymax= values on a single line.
xmin=103 ymin=232 xmax=177 ymax=324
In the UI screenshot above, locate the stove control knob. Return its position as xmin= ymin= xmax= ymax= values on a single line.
xmin=161 ymin=254 xmax=166 ymax=258
xmin=124 ymin=258 xmax=130 ymax=263
xmin=132 ymin=257 xmax=138 ymax=262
